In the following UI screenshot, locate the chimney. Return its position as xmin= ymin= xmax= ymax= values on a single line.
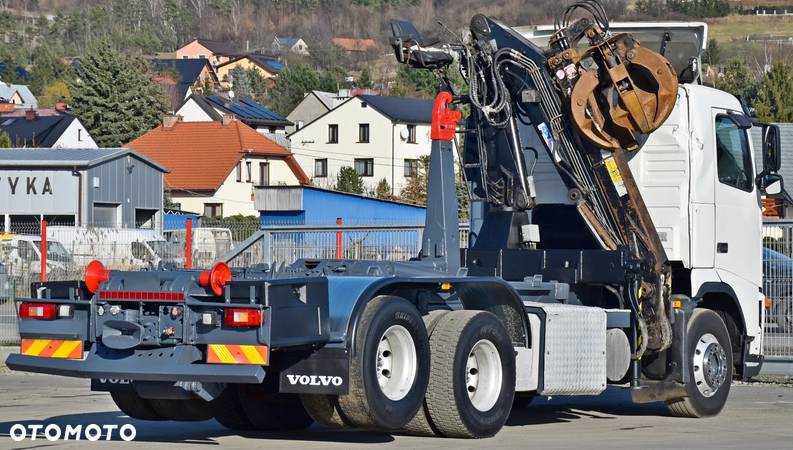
xmin=25 ymin=108 xmax=37 ymax=121
xmin=222 ymin=114 xmax=234 ymax=126
xmin=163 ymin=114 xmax=181 ymax=128
xmin=54 ymin=101 xmax=67 ymax=112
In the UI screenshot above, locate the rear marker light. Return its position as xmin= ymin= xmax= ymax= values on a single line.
xmin=98 ymin=291 xmax=185 ymax=301
xmin=20 ymin=303 xmax=57 ymax=320
xmin=58 ymin=304 xmax=73 ymax=318
xmin=223 ymin=308 xmax=263 ymax=327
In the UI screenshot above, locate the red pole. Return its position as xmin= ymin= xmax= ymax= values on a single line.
xmin=335 ymin=217 xmax=343 ymax=259
xmin=185 ymin=218 xmax=193 ymax=269
xmin=40 ymin=220 xmax=47 ymax=283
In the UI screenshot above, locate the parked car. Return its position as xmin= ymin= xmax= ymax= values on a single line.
xmin=763 ymin=247 xmax=793 ymax=333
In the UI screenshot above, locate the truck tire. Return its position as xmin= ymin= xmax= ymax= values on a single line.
xmin=401 ymin=309 xmax=450 ymax=436
xmin=237 ymin=384 xmax=314 ymax=431
xmin=424 ymin=310 xmax=515 ymax=438
xmin=301 ymin=394 xmax=351 ymax=428
xmin=110 ymin=391 xmax=164 ymax=421
xmin=667 ymin=308 xmax=733 ymax=418
xmin=214 ymin=385 xmax=255 ymax=430
xmin=337 ymin=295 xmax=430 ymax=430
xmin=149 ymin=398 xmax=215 ymax=421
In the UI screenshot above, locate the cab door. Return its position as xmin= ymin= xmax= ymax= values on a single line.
xmin=712 ymin=110 xmax=762 ymax=283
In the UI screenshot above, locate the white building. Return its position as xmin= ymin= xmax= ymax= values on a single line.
xmin=176 ymin=94 xmax=292 ymax=146
xmin=289 ymin=95 xmax=442 ymax=194
xmin=271 ymin=36 xmax=310 ymax=56
xmin=127 ymin=117 xmax=310 ymax=218
xmin=0 ymin=109 xmax=97 ymax=148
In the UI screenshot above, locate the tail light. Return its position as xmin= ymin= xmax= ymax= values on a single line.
xmin=199 ymin=262 xmax=232 ymax=296
xmin=765 ymin=296 xmax=772 ymax=310
xmin=85 ymin=260 xmax=110 ymax=293
xmin=223 ymin=308 xmax=263 ymax=327
xmin=19 ymin=303 xmax=57 ymax=320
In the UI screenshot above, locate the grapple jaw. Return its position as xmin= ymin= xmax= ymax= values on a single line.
xmin=550 ymin=24 xmax=679 ymax=150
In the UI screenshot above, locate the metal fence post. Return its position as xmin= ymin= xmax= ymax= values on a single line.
xmin=185 ymin=218 xmax=193 ymax=269
xmin=335 ymin=217 xmax=343 ymax=259
xmin=40 ymin=220 xmax=47 ymax=283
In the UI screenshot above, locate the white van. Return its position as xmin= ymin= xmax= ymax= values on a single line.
xmin=47 ymin=226 xmax=166 ymax=270
xmin=0 ymin=233 xmax=73 ymax=282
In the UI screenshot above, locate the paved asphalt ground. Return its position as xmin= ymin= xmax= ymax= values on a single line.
xmin=0 ymin=374 xmax=791 ymax=449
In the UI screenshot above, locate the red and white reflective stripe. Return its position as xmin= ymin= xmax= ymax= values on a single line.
xmin=98 ymin=291 xmax=185 ymax=301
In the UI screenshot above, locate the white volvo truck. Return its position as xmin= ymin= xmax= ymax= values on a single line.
xmin=6 ymin=5 xmax=782 ymax=439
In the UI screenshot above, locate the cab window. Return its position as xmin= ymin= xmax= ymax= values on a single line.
xmin=715 ymin=115 xmax=753 ymax=191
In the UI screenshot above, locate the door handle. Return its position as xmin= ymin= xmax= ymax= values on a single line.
xmin=717 ymin=242 xmax=728 ymax=254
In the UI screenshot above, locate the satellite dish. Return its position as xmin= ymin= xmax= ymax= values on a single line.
xmin=228 ymin=90 xmax=236 ymax=98
xmin=399 ymin=128 xmax=409 ymax=141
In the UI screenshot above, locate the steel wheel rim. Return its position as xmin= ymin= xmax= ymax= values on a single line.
xmin=376 ymin=325 xmax=417 ymax=401
xmin=466 ymin=339 xmax=503 ymax=411
xmin=692 ymin=332 xmax=728 ymax=398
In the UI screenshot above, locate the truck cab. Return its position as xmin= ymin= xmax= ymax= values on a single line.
xmin=519 ymin=22 xmax=771 ymax=378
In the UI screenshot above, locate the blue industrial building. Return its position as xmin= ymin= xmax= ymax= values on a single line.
xmin=255 ymin=185 xmax=425 ymax=226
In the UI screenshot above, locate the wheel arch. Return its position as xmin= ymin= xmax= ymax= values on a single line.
xmin=694 ymin=282 xmax=746 ymax=362
xmin=344 ymin=277 xmax=529 ymax=354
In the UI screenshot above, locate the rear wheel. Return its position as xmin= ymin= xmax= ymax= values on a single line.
xmin=301 ymin=394 xmax=350 ymax=428
xmin=149 ymin=398 xmax=215 ymax=421
xmin=110 ymin=391 xmax=164 ymax=421
xmin=337 ymin=295 xmax=430 ymax=430
xmin=667 ymin=308 xmax=733 ymax=418
xmin=236 ymin=383 xmax=314 ymax=431
xmin=424 ymin=310 xmax=515 ymax=438
xmin=213 ymin=385 xmax=254 ymax=430
xmin=401 ymin=310 xmax=450 ymax=436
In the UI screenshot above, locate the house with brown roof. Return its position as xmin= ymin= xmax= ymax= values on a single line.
xmin=331 ymin=38 xmax=378 ymax=53
xmin=126 ymin=117 xmax=310 ymax=218
xmin=215 ymin=54 xmax=285 ymax=89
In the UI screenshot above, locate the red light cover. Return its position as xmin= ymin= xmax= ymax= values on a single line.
xmin=19 ymin=303 xmax=57 ymax=320
xmin=223 ymin=308 xmax=263 ymax=327
xmin=85 ymin=260 xmax=110 ymax=293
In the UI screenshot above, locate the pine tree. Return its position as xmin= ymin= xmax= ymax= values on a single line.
xmin=336 ymin=166 xmax=365 ymax=195
xmin=400 ymin=155 xmax=430 ymax=205
xmin=375 ymin=178 xmax=391 ymax=199
xmin=229 ymin=66 xmax=253 ymax=99
xmin=29 ymin=45 xmax=70 ymax=96
xmin=0 ymin=131 xmax=12 ymax=148
xmin=69 ymin=40 xmax=167 ymax=147
xmin=755 ymin=62 xmax=793 ymax=123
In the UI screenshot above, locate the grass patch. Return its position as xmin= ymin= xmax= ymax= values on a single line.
xmin=708 ymin=15 xmax=793 ymax=43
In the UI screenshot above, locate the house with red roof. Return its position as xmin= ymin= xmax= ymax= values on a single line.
xmin=126 ymin=117 xmax=310 ymax=218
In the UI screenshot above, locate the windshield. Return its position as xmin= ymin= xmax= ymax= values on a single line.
xmin=34 ymin=240 xmax=72 ymax=263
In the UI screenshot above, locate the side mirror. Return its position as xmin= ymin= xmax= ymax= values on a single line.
xmin=762 ymin=124 xmax=782 ymax=174
xmin=758 ymin=172 xmax=784 ymax=195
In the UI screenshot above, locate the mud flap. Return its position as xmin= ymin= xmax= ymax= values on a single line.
xmin=279 ymin=348 xmax=349 ymax=395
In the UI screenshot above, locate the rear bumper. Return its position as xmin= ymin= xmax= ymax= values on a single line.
xmin=4 ymin=344 xmax=265 ymax=384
